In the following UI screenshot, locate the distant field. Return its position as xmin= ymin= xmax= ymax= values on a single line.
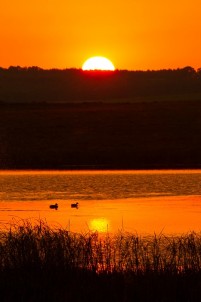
xmin=0 ymin=100 xmax=201 ymax=169
xmin=96 ymin=92 xmax=201 ymax=104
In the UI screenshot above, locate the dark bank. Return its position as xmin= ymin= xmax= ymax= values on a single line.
xmin=0 ymin=100 xmax=201 ymax=170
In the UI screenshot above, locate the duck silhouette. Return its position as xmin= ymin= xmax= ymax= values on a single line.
xmin=71 ymin=202 xmax=79 ymax=209
xmin=49 ymin=203 xmax=58 ymax=210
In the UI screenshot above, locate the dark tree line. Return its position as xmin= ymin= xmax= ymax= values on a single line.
xmin=0 ymin=66 xmax=201 ymax=103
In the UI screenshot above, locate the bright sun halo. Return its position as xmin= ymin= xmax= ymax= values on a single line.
xmin=82 ymin=56 xmax=115 ymax=71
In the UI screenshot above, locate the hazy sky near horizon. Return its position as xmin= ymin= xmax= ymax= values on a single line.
xmin=1 ymin=0 xmax=201 ymax=70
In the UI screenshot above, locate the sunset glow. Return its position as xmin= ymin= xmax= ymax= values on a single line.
xmin=1 ymin=0 xmax=201 ymax=70
xmin=82 ymin=57 xmax=115 ymax=71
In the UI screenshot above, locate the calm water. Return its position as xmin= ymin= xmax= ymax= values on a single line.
xmin=0 ymin=170 xmax=201 ymax=235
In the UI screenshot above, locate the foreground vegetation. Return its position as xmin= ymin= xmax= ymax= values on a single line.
xmin=1 ymin=221 xmax=201 ymax=301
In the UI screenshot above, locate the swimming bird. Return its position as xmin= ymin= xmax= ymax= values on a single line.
xmin=71 ymin=202 xmax=79 ymax=209
xmin=49 ymin=203 xmax=58 ymax=210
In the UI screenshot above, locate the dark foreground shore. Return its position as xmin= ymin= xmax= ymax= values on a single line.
xmin=0 ymin=100 xmax=201 ymax=170
xmin=1 ymin=221 xmax=201 ymax=302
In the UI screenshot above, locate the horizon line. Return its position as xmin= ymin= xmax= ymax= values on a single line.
xmin=0 ymin=65 xmax=200 ymax=73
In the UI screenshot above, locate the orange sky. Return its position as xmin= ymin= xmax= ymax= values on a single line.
xmin=1 ymin=0 xmax=201 ymax=70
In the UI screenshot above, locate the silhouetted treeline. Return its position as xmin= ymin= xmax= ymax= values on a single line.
xmin=0 ymin=66 xmax=201 ymax=103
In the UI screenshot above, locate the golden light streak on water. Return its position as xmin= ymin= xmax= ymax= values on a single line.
xmin=89 ymin=218 xmax=110 ymax=233
xmin=0 ymin=170 xmax=201 ymax=235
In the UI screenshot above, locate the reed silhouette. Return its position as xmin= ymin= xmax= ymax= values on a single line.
xmin=1 ymin=220 xmax=201 ymax=301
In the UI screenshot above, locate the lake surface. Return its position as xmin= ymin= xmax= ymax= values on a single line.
xmin=0 ymin=170 xmax=201 ymax=235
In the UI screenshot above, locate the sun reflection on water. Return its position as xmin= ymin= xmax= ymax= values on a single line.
xmin=89 ymin=218 xmax=110 ymax=233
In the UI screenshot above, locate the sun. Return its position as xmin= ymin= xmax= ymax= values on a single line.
xmin=82 ymin=56 xmax=115 ymax=71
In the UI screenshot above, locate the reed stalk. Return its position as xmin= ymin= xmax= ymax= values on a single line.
xmin=0 ymin=220 xmax=201 ymax=275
